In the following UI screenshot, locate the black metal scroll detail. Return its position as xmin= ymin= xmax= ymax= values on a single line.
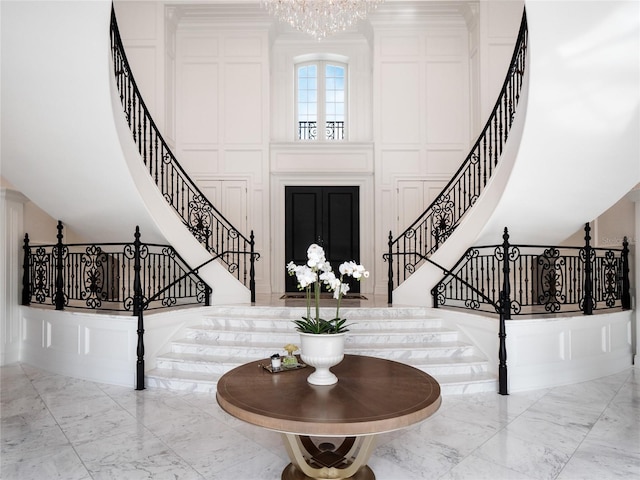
xmin=32 ymin=246 xmax=51 ymax=304
xmin=432 ymin=195 xmax=455 ymax=246
xmin=537 ymin=247 xmax=565 ymax=313
xmin=186 ymin=195 xmax=213 ymax=244
xmin=601 ymin=250 xmax=619 ymax=308
xmin=80 ymin=245 xmax=109 ymax=309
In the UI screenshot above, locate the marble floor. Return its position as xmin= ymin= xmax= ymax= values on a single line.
xmin=1 ymin=363 xmax=638 ymax=480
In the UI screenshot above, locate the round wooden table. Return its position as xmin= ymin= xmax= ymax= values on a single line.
xmin=216 ymin=354 xmax=442 ymax=480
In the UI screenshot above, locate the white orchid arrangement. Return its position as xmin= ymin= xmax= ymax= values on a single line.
xmin=287 ymin=243 xmax=369 ymax=334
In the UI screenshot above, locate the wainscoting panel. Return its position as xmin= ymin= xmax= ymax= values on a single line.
xmin=437 ymin=309 xmax=632 ymax=393
xmin=506 ymin=312 xmax=633 ymax=392
xmin=18 ymin=307 xmax=207 ymax=388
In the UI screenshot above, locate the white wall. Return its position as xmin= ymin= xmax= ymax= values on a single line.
xmin=477 ymin=0 xmax=640 ymax=245
xmin=1 ymin=0 xmax=165 ymax=245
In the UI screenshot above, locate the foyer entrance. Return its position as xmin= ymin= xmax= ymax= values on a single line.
xmin=285 ymin=186 xmax=360 ymax=293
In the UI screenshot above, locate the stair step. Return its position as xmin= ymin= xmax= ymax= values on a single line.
xmin=187 ymin=325 xmax=460 ymax=343
xmin=145 ymin=367 xmax=497 ymax=395
xmin=155 ymin=351 xmax=489 ymax=376
xmin=146 ymin=306 xmax=497 ymax=395
xmin=170 ymin=338 xmax=477 ymax=360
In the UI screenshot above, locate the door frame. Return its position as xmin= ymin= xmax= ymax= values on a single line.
xmin=271 ymin=173 xmax=374 ymax=294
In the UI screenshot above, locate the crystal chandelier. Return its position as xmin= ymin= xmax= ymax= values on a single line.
xmin=262 ymin=0 xmax=385 ymax=40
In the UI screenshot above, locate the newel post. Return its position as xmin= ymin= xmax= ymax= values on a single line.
xmin=133 ymin=226 xmax=145 ymax=390
xmin=583 ymin=223 xmax=594 ymax=315
xmin=621 ymin=236 xmax=630 ymax=310
xmin=387 ymin=231 xmax=394 ymax=305
xmin=22 ymin=234 xmax=31 ymax=306
xmin=54 ymin=221 xmax=65 ymax=310
xmin=249 ymin=230 xmax=256 ymax=304
xmin=498 ymin=227 xmax=511 ymax=396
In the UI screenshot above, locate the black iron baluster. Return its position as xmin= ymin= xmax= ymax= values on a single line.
xmin=22 ymin=234 xmax=31 ymax=306
xmin=133 ymin=227 xmax=145 ymax=390
xmin=582 ymin=223 xmax=594 ymax=315
xmin=249 ymin=230 xmax=256 ymax=303
xmin=54 ymin=221 xmax=65 ymax=310
xmin=498 ymin=227 xmax=511 ymax=395
xmin=621 ymin=237 xmax=630 ymax=309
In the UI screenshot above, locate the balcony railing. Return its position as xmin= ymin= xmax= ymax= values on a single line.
xmin=298 ymin=121 xmax=345 ymax=140
xmin=432 ymin=224 xmax=631 ymax=316
xmin=427 ymin=223 xmax=630 ymax=395
xmin=22 ymin=222 xmax=210 ymax=312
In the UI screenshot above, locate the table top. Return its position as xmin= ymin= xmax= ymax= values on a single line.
xmin=216 ymin=354 xmax=442 ymax=436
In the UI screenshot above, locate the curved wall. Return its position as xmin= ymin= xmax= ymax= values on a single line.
xmin=1 ymin=0 xmax=163 ymax=244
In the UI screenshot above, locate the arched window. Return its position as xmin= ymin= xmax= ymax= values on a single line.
xmin=296 ymin=61 xmax=347 ymax=141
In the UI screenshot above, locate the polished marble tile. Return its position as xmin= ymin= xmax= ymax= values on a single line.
xmin=0 ymin=446 xmax=92 ymax=480
xmin=0 ymin=363 xmax=638 ymax=480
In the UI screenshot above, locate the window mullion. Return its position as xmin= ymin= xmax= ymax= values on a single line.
xmin=318 ymin=61 xmax=326 ymax=141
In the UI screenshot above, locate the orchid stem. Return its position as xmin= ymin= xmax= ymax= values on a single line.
xmin=314 ymin=279 xmax=320 ymax=331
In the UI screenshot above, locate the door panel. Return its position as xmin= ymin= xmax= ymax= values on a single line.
xmin=285 ymin=186 xmax=360 ymax=293
xmin=197 ymin=179 xmax=247 ymax=234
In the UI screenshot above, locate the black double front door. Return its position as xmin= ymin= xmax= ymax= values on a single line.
xmin=285 ymin=186 xmax=360 ymax=293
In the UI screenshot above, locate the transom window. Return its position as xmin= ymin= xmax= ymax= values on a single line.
xmin=296 ymin=61 xmax=346 ymax=141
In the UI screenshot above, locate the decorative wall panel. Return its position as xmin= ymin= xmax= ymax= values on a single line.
xmin=47 ymin=322 xmax=79 ymax=353
xmin=425 ymin=62 xmax=465 ymax=144
xmin=571 ymin=326 xmax=607 ymax=358
xmin=178 ymin=63 xmax=219 ymax=144
xmin=379 ymin=62 xmax=421 ymax=144
xmin=224 ymin=63 xmax=263 ymax=144
xmin=182 ymin=148 xmax=220 ymax=173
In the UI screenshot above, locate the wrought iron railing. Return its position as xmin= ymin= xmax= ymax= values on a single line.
xmin=426 ymin=223 xmax=630 ymax=395
xmin=22 ymin=222 xmax=211 ymax=312
xmin=385 ymin=10 xmax=528 ymax=303
xmin=432 ymin=224 xmax=631 ymax=316
xmin=298 ymin=121 xmax=345 ymax=140
xmin=110 ymin=7 xmax=257 ymax=301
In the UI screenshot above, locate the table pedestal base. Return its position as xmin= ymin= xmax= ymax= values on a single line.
xmin=282 ymin=434 xmax=376 ymax=480
xmin=282 ymin=463 xmax=374 ymax=480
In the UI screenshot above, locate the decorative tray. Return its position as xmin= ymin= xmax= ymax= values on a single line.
xmin=261 ymin=362 xmax=307 ymax=374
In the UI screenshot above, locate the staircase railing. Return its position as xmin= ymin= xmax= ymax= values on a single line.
xmin=385 ymin=10 xmax=528 ymax=303
xmin=429 ymin=224 xmax=630 ymax=395
xmin=109 ymin=6 xmax=257 ymax=301
xmin=22 ymin=221 xmax=211 ymax=312
xmin=432 ymin=224 xmax=631 ymax=316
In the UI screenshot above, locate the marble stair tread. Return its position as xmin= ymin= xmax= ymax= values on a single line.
xmin=430 ymin=371 xmax=497 ymax=389
xmin=347 ymin=340 xmax=475 ymax=350
xmin=145 ymin=368 xmax=221 ymax=392
xmin=174 ymin=336 xmax=472 ymax=349
xmin=400 ymin=354 xmax=489 ymax=367
xmin=172 ymin=338 xmax=303 ymax=349
xmin=157 ymin=350 xmax=486 ymax=366
xmin=192 ymin=324 xmax=457 ymax=335
xmin=144 ymin=368 xmax=496 ymax=395
xmin=158 ymin=351 xmax=261 ymax=364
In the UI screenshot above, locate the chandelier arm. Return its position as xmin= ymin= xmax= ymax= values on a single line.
xmin=262 ymin=0 xmax=385 ymax=40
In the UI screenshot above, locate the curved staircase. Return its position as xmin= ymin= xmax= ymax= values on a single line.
xmin=146 ymin=306 xmax=496 ymax=395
